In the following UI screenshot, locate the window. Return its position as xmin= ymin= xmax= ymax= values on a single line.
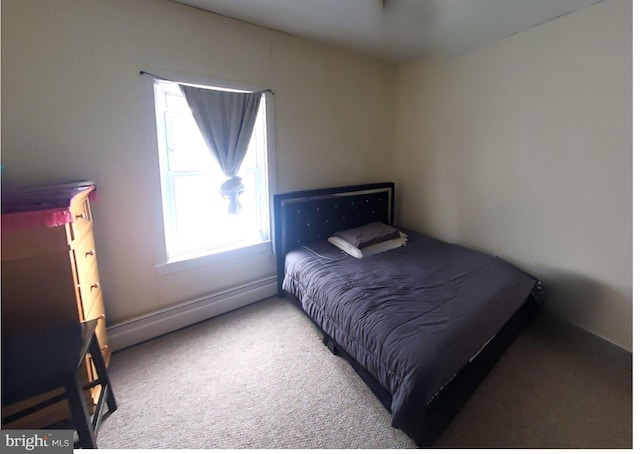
xmin=153 ymin=80 xmax=270 ymax=261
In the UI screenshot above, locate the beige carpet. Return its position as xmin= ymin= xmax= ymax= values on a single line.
xmin=97 ymin=297 xmax=632 ymax=449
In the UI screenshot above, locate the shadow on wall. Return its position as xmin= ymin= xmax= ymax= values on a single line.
xmin=532 ymin=266 xmax=631 ymax=352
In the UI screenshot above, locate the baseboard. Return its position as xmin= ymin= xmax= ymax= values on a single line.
xmin=107 ymin=276 xmax=278 ymax=352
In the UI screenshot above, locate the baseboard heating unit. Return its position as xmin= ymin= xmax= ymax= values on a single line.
xmin=107 ymin=276 xmax=278 ymax=351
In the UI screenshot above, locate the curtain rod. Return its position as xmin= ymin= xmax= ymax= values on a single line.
xmin=139 ymin=70 xmax=274 ymax=95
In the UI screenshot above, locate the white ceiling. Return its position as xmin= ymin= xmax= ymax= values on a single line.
xmin=173 ymin=0 xmax=602 ymax=62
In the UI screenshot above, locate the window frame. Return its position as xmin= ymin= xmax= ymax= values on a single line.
xmin=149 ymin=73 xmax=276 ymax=271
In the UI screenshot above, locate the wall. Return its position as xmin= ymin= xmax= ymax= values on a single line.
xmin=392 ymin=0 xmax=632 ymax=350
xmin=2 ymin=0 xmax=631 ymax=351
xmin=1 ymin=0 xmax=396 ymax=325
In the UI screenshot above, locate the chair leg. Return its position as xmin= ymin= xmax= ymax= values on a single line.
xmin=89 ymin=335 xmax=117 ymax=413
xmin=65 ymin=374 xmax=97 ymax=449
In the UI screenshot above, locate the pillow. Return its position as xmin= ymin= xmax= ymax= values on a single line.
xmin=360 ymin=234 xmax=407 ymax=257
xmin=332 ymin=222 xmax=400 ymax=249
xmin=327 ymin=236 xmax=363 ymax=258
xmin=328 ymin=232 xmax=407 ymax=259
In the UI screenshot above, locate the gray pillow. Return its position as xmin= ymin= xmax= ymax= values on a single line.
xmin=333 ymin=222 xmax=400 ymax=249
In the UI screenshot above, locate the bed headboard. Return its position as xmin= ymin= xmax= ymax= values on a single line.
xmin=272 ymin=182 xmax=395 ymax=296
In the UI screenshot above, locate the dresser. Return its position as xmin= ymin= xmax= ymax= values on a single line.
xmin=1 ymin=181 xmax=110 ymax=428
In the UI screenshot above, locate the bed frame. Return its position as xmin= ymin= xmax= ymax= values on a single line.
xmin=272 ymin=182 xmax=540 ymax=447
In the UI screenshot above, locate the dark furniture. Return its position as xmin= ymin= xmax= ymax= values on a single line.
xmin=273 ymin=182 xmax=542 ymax=446
xmin=2 ymin=318 xmax=117 ymax=448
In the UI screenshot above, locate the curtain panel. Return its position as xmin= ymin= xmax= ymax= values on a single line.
xmin=179 ymin=85 xmax=263 ymax=214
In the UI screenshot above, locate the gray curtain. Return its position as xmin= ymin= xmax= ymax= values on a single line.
xmin=179 ymin=84 xmax=263 ymax=214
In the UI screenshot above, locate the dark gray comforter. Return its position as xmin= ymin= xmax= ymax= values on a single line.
xmin=282 ymin=229 xmax=536 ymax=432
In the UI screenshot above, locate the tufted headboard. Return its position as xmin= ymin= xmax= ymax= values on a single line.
xmin=272 ymin=182 xmax=395 ymax=296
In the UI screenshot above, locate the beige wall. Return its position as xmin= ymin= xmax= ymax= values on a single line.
xmin=392 ymin=0 xmax=632 ymax=350
xmin=1 ymin=0 xmax=396 ymax=324
xmin=2 ymin=0 xmax=631 ymax=351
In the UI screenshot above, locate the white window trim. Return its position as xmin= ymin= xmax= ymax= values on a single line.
xmin=146 ymin=71 xmax=276 ymax=272
xmin=154 ymin=241 xmax=273 ymax=276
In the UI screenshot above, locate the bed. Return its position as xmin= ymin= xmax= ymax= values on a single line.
xmin=273 ymin=182 xmax=542 ymax=446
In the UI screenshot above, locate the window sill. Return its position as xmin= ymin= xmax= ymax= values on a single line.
xmin=154 ymin=240 xmax=273 ymax=276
